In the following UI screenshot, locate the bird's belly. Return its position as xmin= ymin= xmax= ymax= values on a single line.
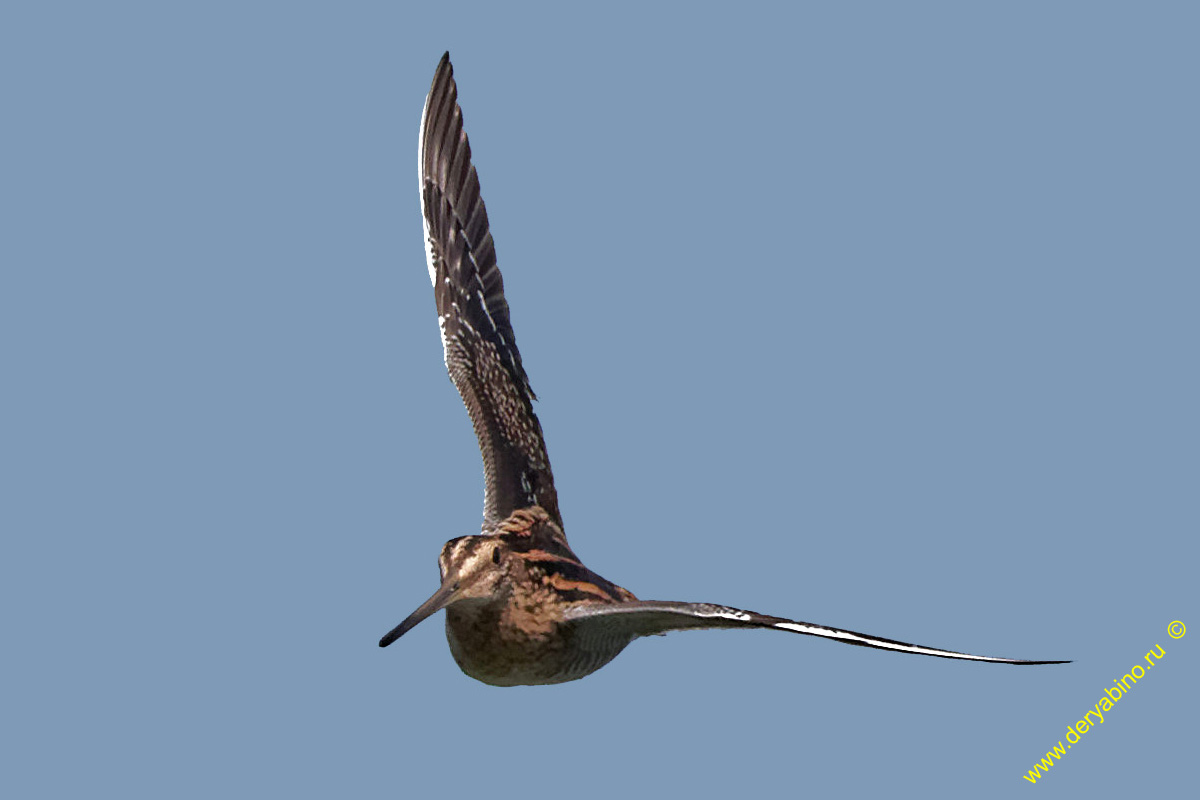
xmin=445 ymin=609 xmax=631 ymax=686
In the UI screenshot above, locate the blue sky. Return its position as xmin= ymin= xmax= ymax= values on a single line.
xmin=3 ymin=2 xmax=1196 ymax=797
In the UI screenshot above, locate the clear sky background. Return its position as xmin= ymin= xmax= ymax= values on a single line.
xmin=3 ymin=2 xmax=1196 ymax=797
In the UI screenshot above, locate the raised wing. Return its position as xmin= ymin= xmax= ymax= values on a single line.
xmin=419 ymin=53 xmax=561 ymax=531
xmin=563 ymin=602 xmax=1070 ymax=665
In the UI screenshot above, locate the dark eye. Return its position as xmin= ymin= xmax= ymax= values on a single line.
xmin=492 ymin=547 xmax=501 ymax=564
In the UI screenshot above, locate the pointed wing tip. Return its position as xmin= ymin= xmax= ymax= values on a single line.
xmin=427 ymin=53 xmax=454 ymax=100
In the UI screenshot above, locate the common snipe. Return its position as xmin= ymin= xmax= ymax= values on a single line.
xmin=379 ymin=53 xmax=1068 ymax=686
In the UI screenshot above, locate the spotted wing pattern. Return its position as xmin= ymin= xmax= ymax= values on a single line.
xmin=419 ymin=53 xmax=561 ymax=531
xmin=563 ymin=602 xmax=1070 ymax=665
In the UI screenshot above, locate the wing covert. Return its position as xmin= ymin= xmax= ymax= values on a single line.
xmin=419 ymin=53 xmax=561 ymax=531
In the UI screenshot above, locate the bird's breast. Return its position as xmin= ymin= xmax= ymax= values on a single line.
xmin=444 ymin=599 xmax=632 ymax=686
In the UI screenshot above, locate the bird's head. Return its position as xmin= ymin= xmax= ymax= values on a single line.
xmin=378 ymin=535 xmax=509 ymax=647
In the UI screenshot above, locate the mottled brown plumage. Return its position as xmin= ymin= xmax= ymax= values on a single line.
xmin=377 ymin=53 xmax=1069 ymax=686
xmin=436 ymin=507 xmax=637 ymax=685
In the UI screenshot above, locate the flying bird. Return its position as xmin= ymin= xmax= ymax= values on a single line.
xmin=379 ymin=52 xmax=1068 ymax=686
